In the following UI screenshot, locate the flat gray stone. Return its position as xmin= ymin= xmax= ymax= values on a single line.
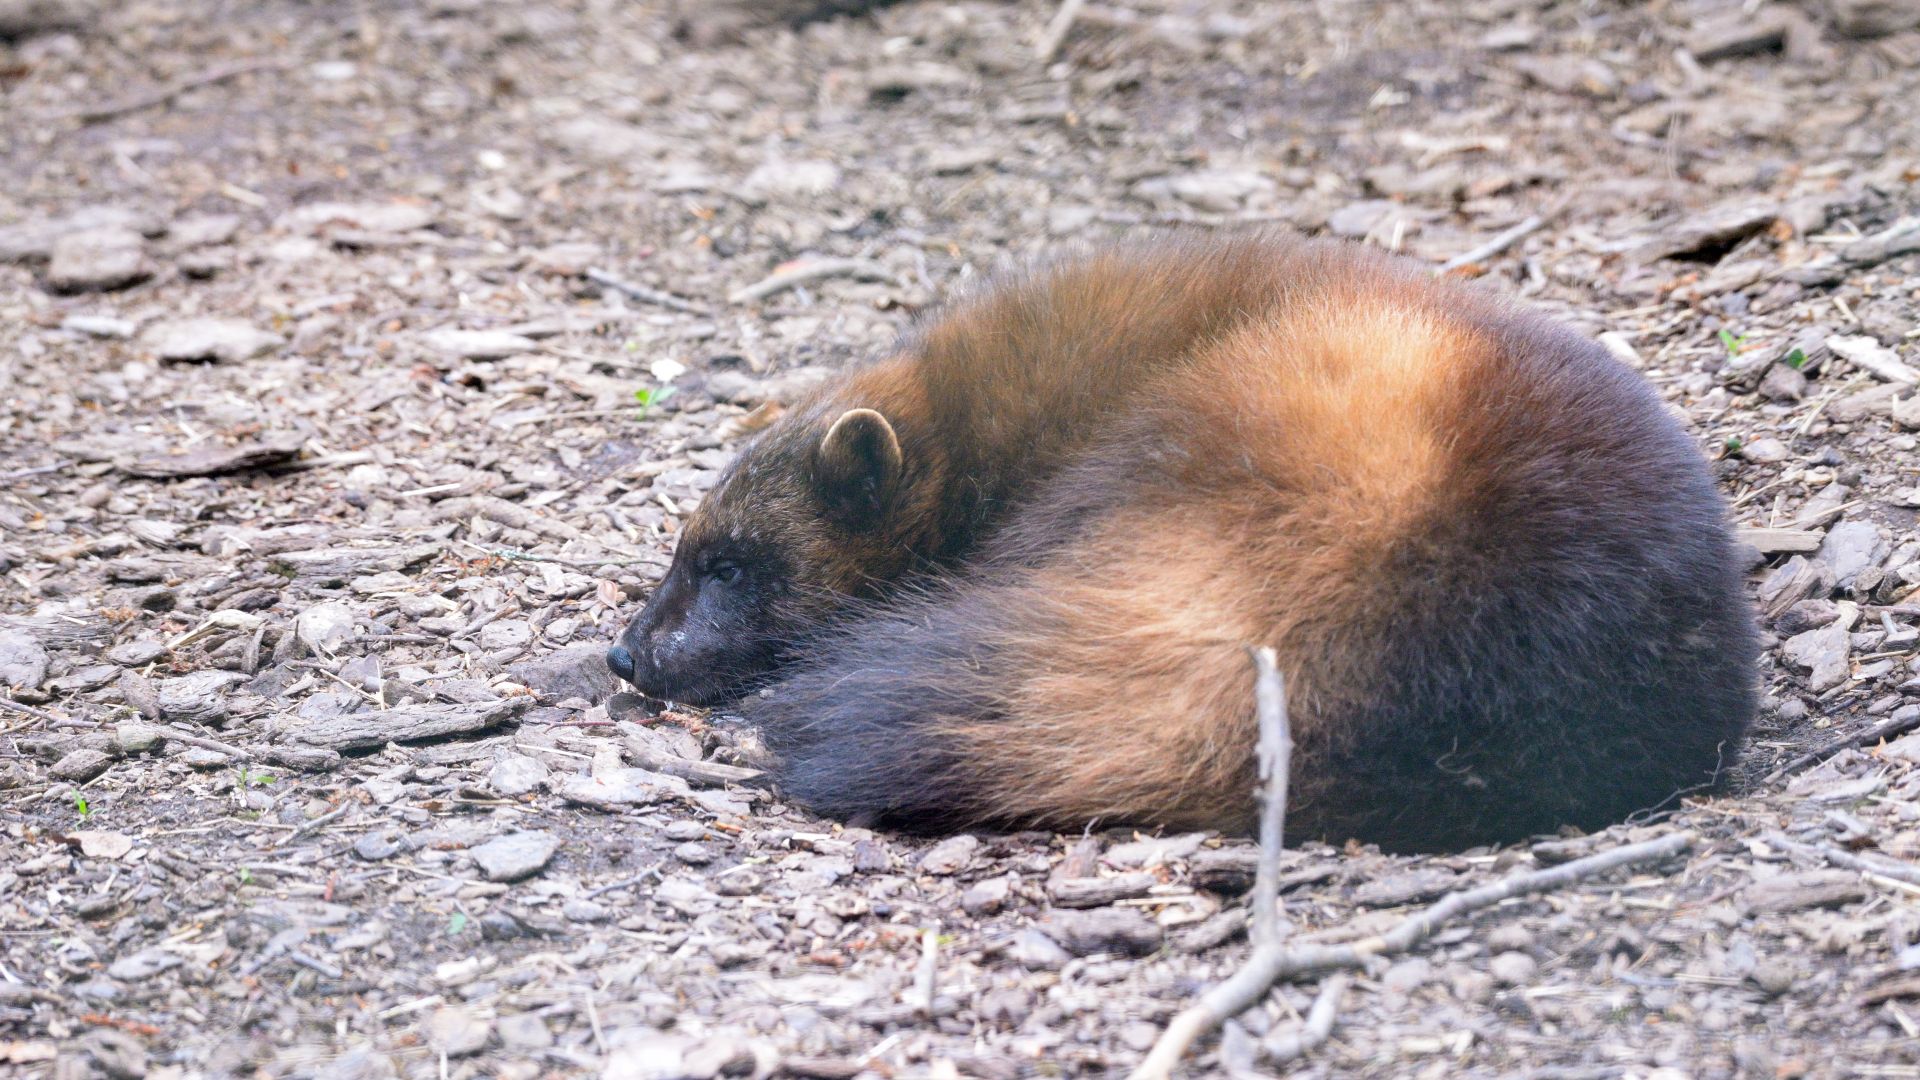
xmin=145 ymin=317 xmax=284 ymax=362
xmin=295 ymin=601 xmax=356 ymax=656
xmin=62 ymin=314 xmax=136 ymax=338
xmin=423 ymin=1005 xmax=490 ymax=1056
xmin=281 ymin=201 xmax=436 ymax=235
xmin=497 ymin=1013 xmax=552 ymax=1050
xmin=917 ymin=834 xmax=980 ymax=876
xmin=107 ymin=948 xmax=181 ymax=981
xmin=1817 ymin=520 xmax=1889 ymax=589
xmin=285 ymin=696 xmax=528 ymax=750
xmin=469 ymin=830 xmax=559 ymax=882
xmin=507 ymin=644 xmax=621 ymax=704
xmin=47 ymin=227 xmax=151 ymax=292
xmin=0 ymin=629 xmax=50 ymax=687
xmin=420 ymin=329 xmax=538 ymax=360
xmin=0 ymin=206 xmax=157 ymax=262
xmin=155 ymin=669 xmax=245 ymax=725
xmin=487 ymin=752 xmax=549 ymax=797
xmin=52 ymin=748 xmax=113 ymax=782
xmin=1041 ymin=907 xmax=1162 ymax=956
xmin=106 ymin=641 xmax=167 ymax=667
xmin=1004 ymin=928 xmax=1073 ymax=970
xmin=1780 ymin=622 xmax=1852 ymax=692
xmin=478 ymin=619 xmax=532 ymax=651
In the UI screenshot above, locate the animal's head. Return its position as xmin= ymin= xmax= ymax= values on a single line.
xmin=606 ymin=404 xmax=918 ymax=706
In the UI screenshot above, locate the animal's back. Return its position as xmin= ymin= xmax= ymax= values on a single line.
xmin=736 ymin=236 xmax=1757 ymax=851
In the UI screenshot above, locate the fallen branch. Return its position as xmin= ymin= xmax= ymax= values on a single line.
xmin=624 ymin=746 xmax=765 ymax=788
xmin=1248 ymin=646 xmax=1290 ymax=947
xmin=1436 ymin=215 xmax=1545 ymax=274
xmin=0 ymin=697 xmax=70 ymax=727
xmin=1767 ymin=833 xmax=1920 ymax=887
xmin=913 ymin=925 xmax=940 ymax=1018
xmin=1130 ymin=823 xmax=1695 ymax=1077
xmin=1264 ymin=973 xmax=1348 ymax=1065
xmin=61 ymin=59 xmax=287 ymax=123
xmin=727 ymin=258 xmax=898 ymax=304
xmin=1035 ymin=0 xmax=1087 ymax=62
xmin=280 ymin=801 xmax=353 ymax=845
xmin=1764 ymin=710 xmax=1920 ymax=784
xmin=1131 ymin=647 xmax=1290 ymax=1078
xmin=164 ymin=724 xmax=250 ymax=760
xmin=584 ymin=268 xmax=712 ymax=316
xmin=585 ymin=863 xmax=663 ymax=899
xmin=0 ymin=459 xmax=74 ymax=481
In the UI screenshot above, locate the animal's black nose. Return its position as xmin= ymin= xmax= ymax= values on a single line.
xmin=605 ymin=645 xmax=636 ymax=683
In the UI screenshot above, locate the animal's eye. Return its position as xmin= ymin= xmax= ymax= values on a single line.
xmin=707 ymin=561 xmax=743 ymax=586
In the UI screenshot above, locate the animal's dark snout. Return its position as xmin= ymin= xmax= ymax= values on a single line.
xmin=605 ymin=644 xmax=637 ymax=683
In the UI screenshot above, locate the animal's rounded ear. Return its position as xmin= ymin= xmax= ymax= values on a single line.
xmin=814 ymin=408 xmax=902 ymax=528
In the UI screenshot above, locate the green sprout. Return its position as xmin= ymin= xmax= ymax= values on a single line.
xmin=635 ymin=384 xmax=679 ymax=418
xmin=1718 ymin=329 xmax=1750 ymax=359
xmin=238 ymin=867 xmax=253 ymax=885
xmin=235 ymin=766 xmax=276 ymax=789
xmin=1783 ymin=347 xmax=1809 ymax=370
xmin=74 ymin=794 xmax=91 ymax=821
xmin=1724 ymin=435 xmax=1743 ymax=455
xmin=448 ymin=912 xmax=469 ymax=936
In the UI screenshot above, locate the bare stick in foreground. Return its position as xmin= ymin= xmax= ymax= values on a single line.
xmin=1132 ymin=824 xmax=1696 ymax=1074
xmin=585 ymin=268 xmax=714 ymax=316
xmin=1248 ymin=646 xmax=1290 ymax=947
xmin=1131 ymin=646 xmax=1291 ymax=1079
xmin=1035 ymin=0 xmax=1088 ymax=63
xmin=63 ymin=59 xmax=288 ymax=124
xmin=1264 ymin=973 xmax=1349 ymax=1065
xmin=1765 ymin=833 xmax=1920 ymax=887
xmin=1434 ymin=215 xmax=1545 ymax=274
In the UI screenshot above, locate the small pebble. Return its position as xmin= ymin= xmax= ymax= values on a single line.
xmin=917 ymin=833 xmax=980 ymax=876
xmin=354 ymin=831 xmax=404 ymax=861
xmin=1486 ymin=925 xmax=1535 ymax=953
xmin=1750 ymin=959 xmax=1797 ymax=996
xmin=1489 ymin=951 xmax=1538 ymax=986
xmin=664 ymin=820 xmax=707 ymax=841
xmin=960 ymin=875 xmax=1013 ymax=915
xmin=423 ymin=1006 xmax=491 ymax=1057
xmin=469 ymin=830 xmax=560 ymax=882
xmin=51 ymin=749 xmax=113 ymax=783
xmin=563 ymin=899 xmax=610 ymax=922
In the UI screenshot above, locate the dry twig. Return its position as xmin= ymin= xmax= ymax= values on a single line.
xmin=727 ymin=258 xmax=898 ymax=304
xmin=1436 ymin=215 xmax=1546 ymax=274
xmin=584 ymin=268 xmax=712 ymax=315
xmin=1764 ymin=710 xmax=1920 ymax=783
xmin=913 ymin=925 xmax=941 ymax=1018
xmin=161 ymin=725 xmax=249 ymax=759
xmin=1248 ymin=646 xmax=1290 ymax=946
xmin=0 ymin=697 xmax=69 ymax=727
xmin=1131 ymin=646 xmax=1290 ymax=1078
xmin=1035 ymin=0 xmax=1087 ymax=62
xmin=1264 ymin=973 xmax=1349 ymax=1065
xmin=1768 ymin=833 xmax=1920 ymax=887
xmin=62 ymin=59 xmax=288 ymax=123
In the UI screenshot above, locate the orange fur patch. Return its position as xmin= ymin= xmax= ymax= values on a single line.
xmin=933 ymin=294 xmax=1493 ymax=831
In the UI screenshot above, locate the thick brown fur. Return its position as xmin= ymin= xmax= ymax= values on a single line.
xmin=609 ymin=234 xmax=1758 ymax=853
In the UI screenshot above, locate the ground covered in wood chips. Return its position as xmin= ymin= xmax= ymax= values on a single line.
xmin=4 ymin=0 xmax=1920 ymax=1076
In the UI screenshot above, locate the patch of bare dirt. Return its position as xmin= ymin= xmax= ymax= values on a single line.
xmin=3 ymin=0 xmax=1920 ymax=1076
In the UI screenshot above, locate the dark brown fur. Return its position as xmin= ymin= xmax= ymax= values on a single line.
xmin=609 ymin=234 xmax=1758 ymax=852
